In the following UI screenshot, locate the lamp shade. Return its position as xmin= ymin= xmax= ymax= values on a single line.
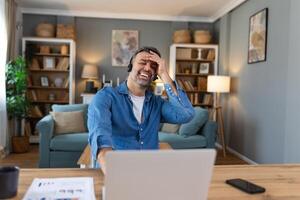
xmin=81 ymin=64 xmax=98 ymax=79
xmin=207 ymin=75 xmax=230 ymax=93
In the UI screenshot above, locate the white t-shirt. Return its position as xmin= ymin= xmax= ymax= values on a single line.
xmin=129 ymin=93 xmax=145 ymax=124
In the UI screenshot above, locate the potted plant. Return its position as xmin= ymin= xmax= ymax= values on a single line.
xmin=6 ymin=56 xmax=30 ymax=153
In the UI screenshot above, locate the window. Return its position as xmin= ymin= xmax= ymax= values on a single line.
xmin=0 ymin=0 xmax=8 ymax=148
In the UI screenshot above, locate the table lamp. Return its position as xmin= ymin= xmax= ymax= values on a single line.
xmin=81 ymin=64 xmax=98 ymax=93
xmin=207 ymin=75 xmax=230 ymax=157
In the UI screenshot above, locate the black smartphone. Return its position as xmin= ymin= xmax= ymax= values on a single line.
xmin=226 ymin=178 xmax=266 ymax=194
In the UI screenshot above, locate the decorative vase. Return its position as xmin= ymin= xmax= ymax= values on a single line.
xmin=54 ymin=78 xmax=63 ymax=87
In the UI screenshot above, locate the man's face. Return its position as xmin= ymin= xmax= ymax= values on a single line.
xmin=128 ymin=51 xmax=158 ymax=88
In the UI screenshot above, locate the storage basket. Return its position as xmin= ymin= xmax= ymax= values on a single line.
xmin=173 ymin=30 xmax=191 ymax=43
xmin=193 ymin=30 xmax=212 ymax=44
xmin=56 ymin=24 xmax=76 ymax=40
xmin=36 ymin=23 xmax=55 ymax=37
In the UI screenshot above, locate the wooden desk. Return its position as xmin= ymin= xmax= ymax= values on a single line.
xmin=13 ymin=165 xmax=300 ymax=199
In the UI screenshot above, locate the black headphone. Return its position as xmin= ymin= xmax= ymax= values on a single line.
xmin=127 ymin=46 xmax=161 ymax=81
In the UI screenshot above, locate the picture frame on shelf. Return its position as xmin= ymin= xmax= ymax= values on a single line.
xmin=199 ymin=63 xmax=210 ymax=74
xmin=248 ymin=8 xmax=268 ymax=64
xmin=154 ymin=83 xmax=164 ymax=95
xmin=40 ymin=76 xmax=49 ymax=87
xmin=43 ymin=57 xmax=56 ymax=69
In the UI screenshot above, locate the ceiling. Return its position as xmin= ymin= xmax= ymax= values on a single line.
xmin=19 ymin=0 xmax=247 ymax=22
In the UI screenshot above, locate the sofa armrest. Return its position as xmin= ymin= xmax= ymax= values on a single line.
xmin=36 ymin=115 xmax=54 ymax=168
xmin=200 ymin=121 xmax=217 ymax=148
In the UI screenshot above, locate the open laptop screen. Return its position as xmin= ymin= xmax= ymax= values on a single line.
xmin=104 ymin=149 xmax=216 ymax=200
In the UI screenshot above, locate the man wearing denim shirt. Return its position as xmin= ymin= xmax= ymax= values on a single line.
xmin=88 ymin=46 xmax=194 ymax=174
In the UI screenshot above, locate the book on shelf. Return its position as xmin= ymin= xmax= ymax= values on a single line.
xmin=207 ymin=49 xmax=215 ymax=61
xmin=56 ymin=58 xmax=69 ymax=70
xmin=197 ymin=77 xmax=207 ymax=91
xmin=194 ymin=94 xmax=199 ymax=105
xmin=183 ymin=80 xmax=194 ymax=91
xmin=28 ymin=106 xmax=43 ymax=118
xmin=186 ymin=80 xmax=195 ymax=91
xmin=189 ymin=93 xmax=194 ymax=104
xmin=63 ymin=77 xmax=69 ymax=88
xmin=203 ymin=94 xmax=213 ymax=105
xmin=29 ymin=58 xmax=40 ymax=69
xmin=30 ymin=90 xmax=37 ymax=101
xmin=177 ymin=79 xmax=185 ymax=89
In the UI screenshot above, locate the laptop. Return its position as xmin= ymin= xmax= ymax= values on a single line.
xmin=104 ymin=149 xmax=216 ymax=200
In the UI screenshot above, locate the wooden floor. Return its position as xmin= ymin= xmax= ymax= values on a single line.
xmin=0 ymin=145 xmax=248 ymax=168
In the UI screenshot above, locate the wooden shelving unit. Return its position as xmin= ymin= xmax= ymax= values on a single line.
xmin=169 ymin=43 xmax=219 ymax=108
xmin=22 ymin=37 xmax=76 ymax=143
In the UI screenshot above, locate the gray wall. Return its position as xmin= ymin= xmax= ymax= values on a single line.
xmin=75 ymin=17 xmax=173 ymax=102
xmin=284 ymin=0 xmax=300 ymax=162
xmin=218 ymin=0 xmax=295 ymax=163
xmin=23 ymin=14 xmax=214 ymax=103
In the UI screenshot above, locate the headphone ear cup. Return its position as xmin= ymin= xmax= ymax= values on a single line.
xmin=128 ymin=56 xmax=133 ymax=72
xmin=127 ymin=63 xmax=132 ymax=72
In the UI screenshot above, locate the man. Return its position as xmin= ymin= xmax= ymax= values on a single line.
xmin=88 ymin=47 xmax=194 ymax=173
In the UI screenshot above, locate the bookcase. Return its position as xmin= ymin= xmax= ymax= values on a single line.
xmin=22 ymin=37 xmax=76 ymax=143
xmin=169 ymin=43 xmax=218 ymax=107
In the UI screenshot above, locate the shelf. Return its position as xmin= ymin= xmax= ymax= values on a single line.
xmin=193 ymin=103 xmax=213 ymax=107
xmin=34 ymin=53 xmax=70 ymax=57
xmin=28 ymin=86 xmax=69 ymax=90
xmin=31 ymin=100 xmax=69 ymax=104
xmin=176 ymin=73 xmax=209 ymax=77
xmin=185 ymin=90 xmax=208 ymax=93
xmin=29 ymin=69 xmax=69 ymax=73
xmin=27 ymin=116 xmax=43 ymax=119
xmin=176 ymin=59 xmax=213 ymax=62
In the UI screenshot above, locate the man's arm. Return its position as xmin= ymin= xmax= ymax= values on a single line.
xmin=149 ymin=51 xmax=195 ymax=124
xmin=149 ymin=51 xmax=178 ymax=95
xmin=97 ymin=147 xmax=112 ymax=174
xmin=88 ymin=89 xmax=113 ymax=173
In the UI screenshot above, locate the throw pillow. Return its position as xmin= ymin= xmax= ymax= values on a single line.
xmin=178 ymin=107 xmax=208 ymax=137
xmin=161 ymin=123 xmax=180 ymax=134
xmin=50 ymin=110 xmax=87 ymax=135
xmin=52 ymin=104 xmax=88 ymax=130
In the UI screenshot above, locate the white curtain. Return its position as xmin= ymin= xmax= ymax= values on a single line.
xmin=0 ymin=0 xmax=8 ymax=151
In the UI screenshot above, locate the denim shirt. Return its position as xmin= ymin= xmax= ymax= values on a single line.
xmin=88 ymin=81 xmax=195 ymax=159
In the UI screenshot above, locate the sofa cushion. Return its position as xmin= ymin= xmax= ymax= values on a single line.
xmin=178 ymin=107 xmax=208 ymax=137
xmin=52 ymin=104 xmax=88 ymax=129
xmin=161 ymin=123 xmax=180 ymax=133
xmin=51 ymin=110 xmax=87 ymax=135
xmin=50 ymin=132 xmax=88 ymax=152
xmin=159 ymin=132 xmax=206 ymax=149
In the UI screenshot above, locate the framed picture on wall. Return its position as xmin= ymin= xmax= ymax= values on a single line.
xmin=248 ymin=8 xmax=268 ymax=64
xmin=112 ymin=30 xmax=139 ymax=67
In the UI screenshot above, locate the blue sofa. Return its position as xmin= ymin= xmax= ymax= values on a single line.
xmin=159 ymin=107 xmax=217 ymax=149
xmin=37 ymin=104 xmax=89 ymax=168
xmin=37 ymin=104 xmax=216 ymax=168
